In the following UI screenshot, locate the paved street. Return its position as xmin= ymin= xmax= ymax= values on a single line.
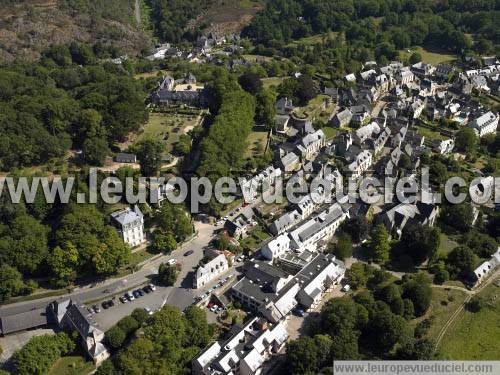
xmin=0 ymin=221 xmax=219 ymax=319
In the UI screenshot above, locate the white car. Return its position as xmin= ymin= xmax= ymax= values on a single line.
xmin=342 ymin=284 xmax=351 ymax=292
xmin=126 ymin=291 xmax=135 ymax=301
xmin=210 ymin=304 xmax=219 ymax=312
xmin=144 ymin=307 xmax=154 ymax=316
xmin=149 ymin=283 xmax=156 ymax=291
xmin=167 ymin=259 xmax=177 ymax=266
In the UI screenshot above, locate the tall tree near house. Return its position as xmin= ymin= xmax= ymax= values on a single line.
xmin=369 ymin=224 xmax=390 ymax=264
xmin=255 ymin=88 xmax=277 ymax=128
xmin=329 ymin=232 xmax=353 ymax=260
xmin=238 ymin=72 xmax=263 ymax=95
xmin=136 ymin=138 xmax=164 ymax=177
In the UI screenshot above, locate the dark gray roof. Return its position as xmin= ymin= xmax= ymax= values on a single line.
xmin=0 ymin=308 xmax=48 ymax=335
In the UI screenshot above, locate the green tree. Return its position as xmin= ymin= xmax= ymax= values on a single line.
xmin=408 ymin=52 xmax=422 ymax=64
xmin=286 ymin=337 xmax=319 ymax=374
xmin=105 ymin=326 xmax=127 ymax=350
xmin=13 ymin=332 xmax=75 ymax=375
xmin=369 ymin=224 xmax=390 ymax=264
xmin=152 ymin=232 xmax=177 ymax=254
xmin=185 ymin=305 xmax=212 ymax=347
xmin=342 ymin=216 xmax=371 ymax=243
xmin=48 ymin=243 xmax=79 ymax=287
xmin=238 ymin=72 xmax=263 ymax=95
xmin=157 ymin=263 xmax=178 ymax=286
xmin=466 ymin=296 xmax=484 ymax=312
xmin=331 ymin=328 xmax=360 ymax=360
xmin=446 ymin=245 xmax=478 ymax=280
xmin=329 ymin=232 xmax=353 ymax=260
xmin=401 ymin=274 xmax=432 ymax=317
xmin=0 ymin=264 xmax=27 ymax=302
xmin=440 ymin=203 xmax=474 ymax=233
xmin=400 ymin=224 xmax=440 ymax=265
xmin=255 ymin=88 xmax=277 ymax=127
xmin=455 ymin=127 xmax=477 ymax=154
xmin=83 ymin=136 xmax=109 ymax=166
xmin=136 ymin=138 xmax=164 ymax=176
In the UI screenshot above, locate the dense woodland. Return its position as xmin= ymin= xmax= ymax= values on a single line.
xmin=286 ymin=271 xmax=434 ymax=373
xmin=237 ymin=0 xmax=500 ymax=82
xmin=0 ymin=43 xmax=147 ymax=170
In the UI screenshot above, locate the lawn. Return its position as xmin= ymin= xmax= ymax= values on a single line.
xmin=262 ymin=76 xmax=286 ymax=89
xmin=415 ymin=124 xmax=446 ymax=141
xmin=438 ymin=283 xmax=500 ymax=359
xmin=134 ymin=70 xmax=172 ymax=80
xmin=322 ymin=126 xmax=338 ymax=140
xmin=239 ymin=225 xmax=270 ymax=252
xmin=399 ymin=47 xmax=456 ymax=65
xmin=49 ymin=356 xmax=94 ymax=375
xmin=438 ymin=233 xmax=459 ymax=256
xmin=245 ymin=130 xmax=269 ymax=159
xmin=286 ymin=32 xmax=338 ymax=47
xmin=412 ymin=288 xmax=468 ymax=343
xmin=294 ymin=94 xmax=336 ymax=122
xmin=135 ymin=111 xmax=203 ymax=153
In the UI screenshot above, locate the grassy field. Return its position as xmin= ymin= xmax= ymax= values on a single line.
xmin=286 ymin=32 xmax=338 ymax=47
xmin=415 ymin=124 xmax=446 ymax=141
xmin=438 ymin=233 xmax=459 ymax=256
xmin=134 ymin=70 xmax=171 ymax=80
xmin=135 ymin=111 xmax=202 ymax=153
xmin=322 ymin=126 xmax=338 ymax=140
xmin=262 ymin=76 xmax=286 ymax=88
xmin=239 ymin=225 xmax=270 ymax=251
xmin=438 ymin=283 xmax=500 ymax=359
xmin=49 ymin=356 xmax=94 ymax=375
xmin=399 ymin=47 xmax=456 ymax=65
xmin=412 ymin=288 xmax=469 ymax=343
xmin=242 ymin=54 xmax=273 ymax=63
xmin=245 ymin=130 xmax=269 ymax=159
xmin=294 ymin=94 xmax=336 ymax=122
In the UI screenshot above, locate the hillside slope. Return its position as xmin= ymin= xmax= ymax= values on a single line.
xmin=0 ymin=0 xmax=151 ymax=62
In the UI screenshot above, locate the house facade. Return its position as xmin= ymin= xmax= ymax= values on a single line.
xmin=194 ymin=254 xmax=229 ymax=289
xmin=110 ymin=205 xmax=145 ymax=247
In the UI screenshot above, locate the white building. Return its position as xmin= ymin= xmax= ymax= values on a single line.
xmin=261 ymin=233 xmax=291 ymax=260
xmin=110 ymin=205 xmax=145 ymax=247
xmin=295 ymin=129 xmax=326 ymax=160
xmin=289 ymin=203 xmax=349 ymax=252
xmin=468 ymin=111 xmax=499 ymax=137
xmin=192 ymin=318 xmax=288 ymax=375
xmin=474 ymin=248 xmax=500 ymax=284
xmin=295 ymin=254 xmax=346 ymax=309
xmin=432 ymin=139 xmax=455 ymax=155
xmin=347 ymin=150 xmax=373 ymax=180
xmin=194 ymin=254 xmax=229 ymax=289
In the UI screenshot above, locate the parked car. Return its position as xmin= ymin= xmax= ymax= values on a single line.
xmin=108 ymin=299 xmax=115 ymax=307
xmin=294 ymin=308 xmax=305 ymax=317
xmin=144 ymin=307 xmax=154 ymax=316
xmin=119 ymin=296 xmax=128 ymax=304
xmin=167 ymin=259 xmax=177 ymax=265
xmin=210 ymin=304 xmax=218 ymax=313
xmin=126 ymin=292 xmax=135 ymax=301
xmin=102 ymin=301 xmax=110 ymax=309
xmin=132 ymin=290 xmax=141 ymax=298
xmin=135 ymin=289 xmax=144 ymax=297
xmin=184 ymin=250 xmax=194 ymax=256
xmin=143 ymin=285 xmax=152 ymax=294
xmin=92 ymin=305 xmax=101 ymax=313
xmin=87 ymin=307 xmax=94 ymax=314
xmin=149 ymin=283 xmax=156 ymax=291
xmin=342 ymin=284 xmax=351 ymax=292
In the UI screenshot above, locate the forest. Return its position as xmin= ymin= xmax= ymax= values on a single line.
xmin=243 ymin=0 xmax=499 ymax=66
xmin=0 ymin=43 xmax=148 ymax=170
